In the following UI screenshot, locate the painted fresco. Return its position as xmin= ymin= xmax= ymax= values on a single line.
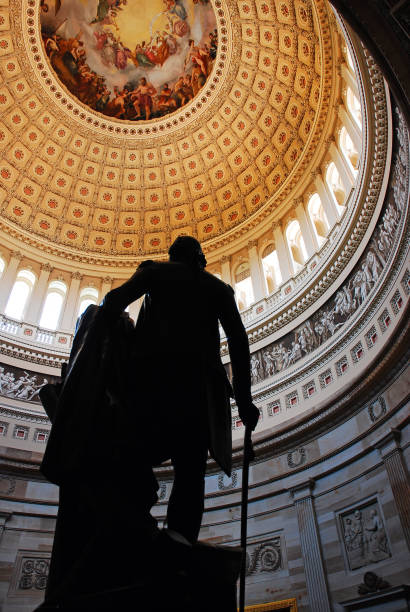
xmin=40 ymin=0 xmax=217 ymax=120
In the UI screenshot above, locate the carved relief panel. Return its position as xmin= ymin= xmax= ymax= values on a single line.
xmin=8 ymin=551 xmax=50 ymax=598
xmin=337 ymin=498 xmax=391 ymax=571
xmin=245 ymin=535 xmax=287 ymax=580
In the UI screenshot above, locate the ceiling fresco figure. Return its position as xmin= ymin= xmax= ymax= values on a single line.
xmin=40 ymin=0 xmax=217 ymax=120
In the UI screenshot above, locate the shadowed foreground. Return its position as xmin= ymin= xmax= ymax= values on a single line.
xmin=34 ymin=528 xmax=242 ymax=611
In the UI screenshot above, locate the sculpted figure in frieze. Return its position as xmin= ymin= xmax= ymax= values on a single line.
xmin=247 ymin=115 xmax=407 ymax=384
xmin=340 ymin=502 xmax=391 ymax=570
xmin=0 ymin=365 xmax=49 ymax=402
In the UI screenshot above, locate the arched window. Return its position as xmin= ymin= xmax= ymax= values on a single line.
xmin=307 ymin=194 xmax=329 ymax=244
xmin=77 ymin=286 xmax=99 ymax=318
xmin=339 ymin=126 xmax=359 ymax=173
xmin=286 ymin=220 xmax=307 ymax=273
xmin=39 ymin=280 xmax=67 ymax=330
xmin=346 ymin=87 xmax=362 ymax=129
xmin=5 ymin=269 xmax=36 ymax=320
xmin=261 ymin=244 xmax=282 ymax=294
xmin=234 ymin=262 xmax=254 ymax=311
xmin=326 ymin=162 xmax=346 ymax=210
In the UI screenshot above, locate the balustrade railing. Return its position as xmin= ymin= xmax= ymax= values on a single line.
xmin=0 ymin=314 xmax=73 ymax=352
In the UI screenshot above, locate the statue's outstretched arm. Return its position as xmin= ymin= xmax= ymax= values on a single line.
xmin=101 ymin=260 xmax=155 ymax=317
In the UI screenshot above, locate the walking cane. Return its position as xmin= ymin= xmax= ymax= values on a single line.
xmin=239 ymin=425 xmax=255 ymax=612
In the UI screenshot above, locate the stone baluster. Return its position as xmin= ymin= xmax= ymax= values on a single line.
xmin=220 ymin=256 xmax=232 ymax=286
xmin=290 ymin=480 xmax=332 ymax=612
xmin=25 ymin=263 xmax=53 ymax=325
xmin=100 ymin=276 xmax=113 ymax=303
xmin=329 ymin=139 xmax=355 ymax=191
xmin=247 ymin=240 xmax=265 ymax=302
xmin=60 ymin=272 xmax=83 ymax=332
xmin=313 ymin=172 xmax=340 ymax=228
xmin=272 ymin=222 xmax=293 ymax=281
xmin=0 ymin=251 xmax=23 ymax=313
xmin=294 ymin=199 xmax=319 ymax=258
xmin=338 ymin=105 xmax=362 ymax=152
xmin=374 ymin=429 xmax=410 ymax=551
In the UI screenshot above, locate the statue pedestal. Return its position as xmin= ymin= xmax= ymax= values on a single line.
xmin=339 ymin=585 xmax=410 ymax=611
xmin=35 ymin=530 xmax=243 ymax=612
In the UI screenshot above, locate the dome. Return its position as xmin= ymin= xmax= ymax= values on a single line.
xmin=1 ymin=0 xmax=353 ymax=260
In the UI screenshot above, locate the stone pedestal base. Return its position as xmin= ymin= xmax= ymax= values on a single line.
xmin=34 ymin=531 xmax=243 ymax=612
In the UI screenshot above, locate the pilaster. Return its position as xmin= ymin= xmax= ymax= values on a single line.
xmin=290 ymin=479 xmax=331 ymax=612
xmin=0 ymin=512 xmax=11 ymax=543
xmin=374 ymin=428 xmax=410 ymax=551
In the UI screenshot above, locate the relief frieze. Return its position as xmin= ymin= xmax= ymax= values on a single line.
xmin=0 ymin=362 xmax=59 ymax=403
xmin=223 ymin=107 xmax=408 ymax=388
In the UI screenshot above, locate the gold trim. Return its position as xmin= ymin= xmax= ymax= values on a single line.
xmin=243 ymin=598 xmax=298 ymax=612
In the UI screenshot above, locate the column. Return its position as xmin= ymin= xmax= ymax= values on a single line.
xmin=374 ymin=429 xmax=410 ymax=550
xmin=341 ymin=64 xmax=359 ymax=100
xmin=329 ymin=140 xmax=355 ymax=191
xmin=25 ymin=263 xmax=53 ymax=325
xmin=273 ymin=222 xmax=293 ymax=281
xmin=100 ymin=276 xmax=113 ymax=303
xmin=220 ymin=256 xmax=232 ymax=286
xmin=313 ymin=172 xmax=340 ymax=227
xmin=290 ymin=480 xmax=332 ymax=612
xmin=248 ymin=240 xmax=265 ymax=302
xmin=338 ymin=105 xmax=362 ymax=153
xmin=294 ymin=200 xmax=319 ymax=258
xmin=60 ymin=272 xmax=83 ymax=332
xmin=0 ymin=251 xmax=22 ymax=313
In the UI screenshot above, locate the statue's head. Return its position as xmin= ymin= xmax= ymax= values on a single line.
xmin=168 ymin=236 xmax=207 ymax=270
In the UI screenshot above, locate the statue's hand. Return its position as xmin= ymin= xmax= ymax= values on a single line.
xmin=238 ymin=402 xmax=259 ymax=431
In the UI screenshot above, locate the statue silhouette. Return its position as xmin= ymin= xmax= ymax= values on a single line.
xmin=103 ymin=236 xmax=259 ymax=542
xmin=38 ymin=236 xmax=258 ymax=610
